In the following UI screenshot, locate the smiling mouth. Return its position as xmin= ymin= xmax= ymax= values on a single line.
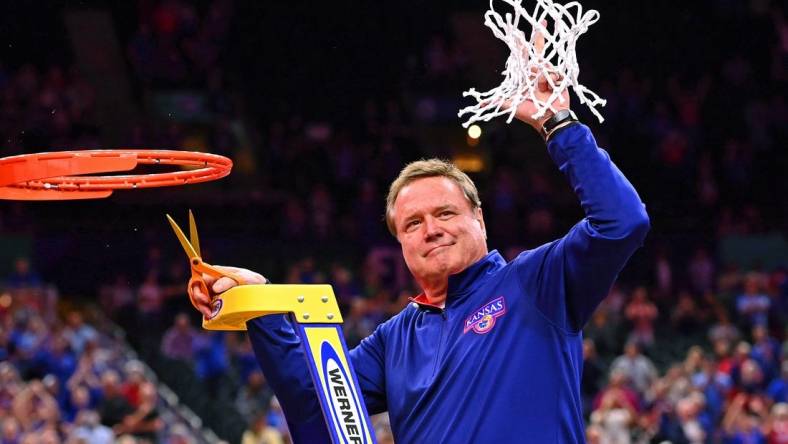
xmin=425 ymin=244 xmax=452 ymax=256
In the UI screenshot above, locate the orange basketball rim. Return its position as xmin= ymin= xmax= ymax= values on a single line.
xmin=0 ymin=150 xmax=232 ymax=200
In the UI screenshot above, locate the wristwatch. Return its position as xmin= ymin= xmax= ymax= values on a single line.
xmin=541 ymin=109 xmax=578 ymax=141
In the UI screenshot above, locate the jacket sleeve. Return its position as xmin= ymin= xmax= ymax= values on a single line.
xmin=517 ymin=124 xmax=650 ymax=332
xmin=246 ymin=314 xmax=389 ymax=441
xmin=348 ymin=322 xmax=388 ymax=414
xmin=247 ymin=315 xmax=332 ymax=443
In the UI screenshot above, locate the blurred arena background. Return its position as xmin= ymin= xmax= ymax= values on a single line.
xmin=0 ymin=0 xmax=786 ymax=442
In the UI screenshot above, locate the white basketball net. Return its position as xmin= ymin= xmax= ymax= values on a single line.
xmin=458 ymin=0 xmax=606 ymax=128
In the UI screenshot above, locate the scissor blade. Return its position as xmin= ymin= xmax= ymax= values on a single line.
xmin=166 ymin=214 xmax=199 ymax=259
xmin=188 ymin=209 xmax=200 ymax=257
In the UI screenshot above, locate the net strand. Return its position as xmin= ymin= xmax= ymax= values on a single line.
xmin=458 ymin=0 xmax=606 ymax=128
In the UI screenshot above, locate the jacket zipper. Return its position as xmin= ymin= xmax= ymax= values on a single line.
xmin=431 ymin=308 xmax=448 ymax=377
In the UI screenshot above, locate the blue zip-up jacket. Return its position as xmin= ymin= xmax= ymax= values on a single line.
xmin=247 ymin=124 xmax=650 ymax=443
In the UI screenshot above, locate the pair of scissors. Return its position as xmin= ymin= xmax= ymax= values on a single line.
xmin=166 ymin=210 xmax=245 ymax=316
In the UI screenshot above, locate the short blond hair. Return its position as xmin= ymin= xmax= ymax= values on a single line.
xmin=385 ymin=158 xmax=481 ymax=235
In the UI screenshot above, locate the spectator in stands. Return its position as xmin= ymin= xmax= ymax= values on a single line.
xmin=193 ymin=331 xmax=228 ymax=395
xmin=688 ymin=247 xmax=716 ymax=295
xmin=241 ymin=409 xmax=284 ymax=444
xmin=584 ymin=309 xmax=619 ymax=357
xmin=99 ymin=274 xmax=135 ymax=318
xmin=230 ymin=334 xmax=260 ymax=385
xmin=730 ymin=341 xmax=754 ymax=383
xmin=590 ymin=387 xmax=637 ymax=444
xmin=235 ymin=370 xmax=273 ymax=423
xmin=600 ymin=284 xmax=628 ymax=323
xmin=81 ymin=337 xmax=114 ymax=378
xmin=768 ymin=360 xmax=788 ymax=404
xmin=160 ymin=313 xmax=198 ymax=362
xmin=41 ymin=374 xmax=68 ymax=421
xmin=765 ymin=402 xmax=788 ymax=443
xmin=738 ymin=359 xmax=769 ymax=399
xmin=137 ymin=272 xmax=164 ymax=323
xmin=63 ymin=384 xmax=94 ymax=424
xmin=66 ymin=350 xmax=101 ymax=401
xmin=671 ymin=290 xmax=704 ymax=335
xmin=737 ymin=273 xmax=772 ymax=329
xmin=0 ymin=417 xmax=21 ymax=444
xmin=594 ymin=369 xmax=640 ymax=414
xmin=41 ymin=334 xmax=77 ymax=387
xmin=683 ymin=346 xmax=705 ymax=377
xmin=582 ymin=339 xmax=605 ymax=417
xmin=97 ymin=369 xmax=133 ymax=429
xmin=672 ymin=395 xmax=707 ymax=444
xmin=611 ymin=341 xmax=658 ymax=395
xmin=709 ymin=310 xmax=742 ymax=345
xmin=121 ymin=360 xmax=147 ymax=408
xmin=662 ymin=364 xmax=693 ymax=407
xmin=9 ymin=313 xmax=48 ymax=379
xmin=67 ymin=410 xmax=114 ymax=444
xmin=330 ymin=263 xmax=362 ymax=313
xmin=266 ymin=397 xmax=289 ymax=442
xmin=716 ymin=260 xmax=742 ymax=289
xmin=656 ymin=395 xmax=707 ymax=444
xmin=0 ymin=363 xmax=22 ymax=414
xmin=692 ymin=354 xmax=730 ymax=398
xmin=12 ymin=379 xmax=60 ymax=434
xmin=653 ymin=248 xmax=673 ymax=301
xmin=751 ymin=325 xmax=781 ymax=381
xmin=5 ymin=258 xmax=42 ymax=290
xmin=722 ymin=392 xmax=768 ymax=443
xmin=342 ymin=298 xmax=379 ymax=348
xmin=624 ymin=286 xmax=659 ymax=347
xmin=136 ymin=271 xmax=167 ymax=359
xmin=113 ymin=381 xmax=163 ymax=442
xmin=62 ymin=310 xmax=98 ymax=356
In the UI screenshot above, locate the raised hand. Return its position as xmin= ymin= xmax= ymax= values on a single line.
xmin=510 ymin=19 xmax=571 ymax=131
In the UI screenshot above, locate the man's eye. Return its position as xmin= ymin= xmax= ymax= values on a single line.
xmin=439 ymin=211 xmax=454 ymax=218
xmin=406 ymin=220 xmax=420 ymax=230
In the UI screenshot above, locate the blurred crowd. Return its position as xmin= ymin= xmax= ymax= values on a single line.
xmin=583 ymin=267 xmax=787 ymax=443
xmin=0 ymin=259 xmax=208 ymax=444
xmin=123 ymin=0 xmax=242 ymax=164
xmin=0 ymin=64 xmax=98 ymax=157
xmin=0 ymin=0 xmax=787 ymax=443
xmin=126 ymin=0 xmax=234 ymax=89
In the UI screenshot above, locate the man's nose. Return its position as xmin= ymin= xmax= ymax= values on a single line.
xmin=423 ymin=216 xmax=443 ymax=240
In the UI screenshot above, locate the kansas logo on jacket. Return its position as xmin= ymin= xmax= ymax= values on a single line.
xmin=463 ymin=296 xmax=507 ymax=334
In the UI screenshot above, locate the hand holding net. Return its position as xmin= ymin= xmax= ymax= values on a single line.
xmin=458 ymin=0 xmax=606 ymax=128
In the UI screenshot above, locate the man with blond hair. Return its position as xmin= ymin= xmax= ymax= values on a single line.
xmin=189 ymin=46 xmax=649 ymax=444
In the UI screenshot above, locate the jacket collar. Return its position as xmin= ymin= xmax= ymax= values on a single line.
xmin=408 ymin=250 xmax=505 ymax=310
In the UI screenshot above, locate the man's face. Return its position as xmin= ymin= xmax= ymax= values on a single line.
xmin=393 ymin=176 xmax=488 ymax=286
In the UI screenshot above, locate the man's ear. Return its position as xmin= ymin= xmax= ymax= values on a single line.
xmin=475 ymin=207 xmax=487 ymax=239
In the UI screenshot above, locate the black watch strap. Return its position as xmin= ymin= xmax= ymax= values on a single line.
xmin=541 ymin=109 xmax=578 ymax=140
